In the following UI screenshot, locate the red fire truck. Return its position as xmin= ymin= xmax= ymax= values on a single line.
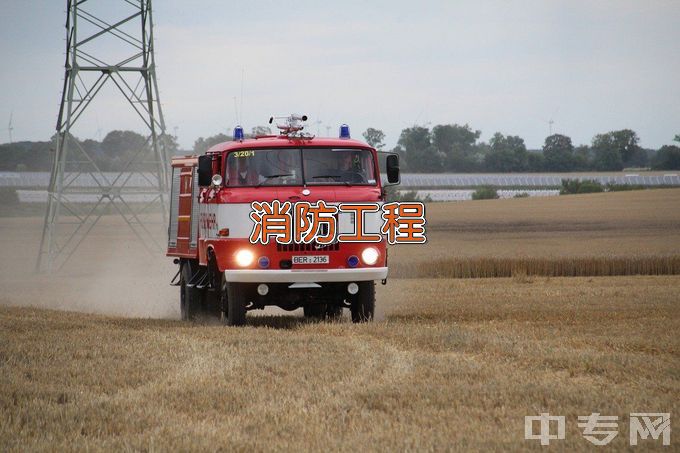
xmin=167 ymin=115 xmax=400 ymax=326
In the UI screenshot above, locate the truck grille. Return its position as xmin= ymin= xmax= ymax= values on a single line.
xmin=277 ymin=241 xmax=340 ymax=252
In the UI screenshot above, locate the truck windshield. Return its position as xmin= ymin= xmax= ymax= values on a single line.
xmin=224 ymin=148 xmax=376 ymax=187
xmin=303 ymin=148 xmax=376 ymax=185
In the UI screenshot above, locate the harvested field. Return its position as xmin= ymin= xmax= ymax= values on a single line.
xmin=1 ymin=276 xmax=679 ymax=451
xmin=391 ymin=255 xmax=680 ymax=278
xmin=1 ymin=189 xmax=679 ymax=450
xmin=390 ymin=188 xmax=680 ymax=277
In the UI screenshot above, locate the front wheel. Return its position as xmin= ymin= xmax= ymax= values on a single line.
xmin=303 ymin=303 xmax=327 ymax=320
xmin=350 ymin=281 xmax=375 ymax=323
xmin=326 ymin=304 xmax=343 ymax=320
xmin=226 ymin=282 xmax=248 ymax=326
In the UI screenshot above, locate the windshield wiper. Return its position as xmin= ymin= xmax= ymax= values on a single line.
xmin=310 ymin=175 xmax=351 ymax=186
xmin=255 ymin=174 xmax=293 ymax=187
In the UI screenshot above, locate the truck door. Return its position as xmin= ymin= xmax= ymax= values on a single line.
xmin=176 ymin=166 xmax=197 ymax=254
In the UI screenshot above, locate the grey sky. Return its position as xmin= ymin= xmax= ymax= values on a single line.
xmin=1 ymin=0 xmax=679 ymax=150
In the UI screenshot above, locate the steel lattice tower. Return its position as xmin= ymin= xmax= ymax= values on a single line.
xmin=37 ymin=0 xmax=170 ymax=272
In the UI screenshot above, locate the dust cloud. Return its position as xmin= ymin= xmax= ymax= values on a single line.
xmin=0 ymin=216 xmax=179 ymax=319
xmin=0 ymin=215 xmax=387 ymax=322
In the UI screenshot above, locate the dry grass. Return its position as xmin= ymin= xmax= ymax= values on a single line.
xmin=390 ymin=188 xmax=680 ymax=277
xmin=1 ymin=189 xmax=680 ymax=450
xmin=391 ymin=255 xmax=680 ymax=278
xmin=1 ymin=276 xmax=679 ymax=451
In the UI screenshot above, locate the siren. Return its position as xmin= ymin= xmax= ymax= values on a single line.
xmin=339 ymin=124 xmax=351 ymax=139
xmin=233 ymin=125 xmax=244 ymax=141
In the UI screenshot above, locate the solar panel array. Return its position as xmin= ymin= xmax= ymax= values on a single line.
xmin=399 ymin=173 xmax=680 ymax=187
xmin=0 ymin=172 xmax=161 ymax=188
xmin=415 ymin=189 xmax=560 ymax=201
xmin=2 ymin=171 xmax=679 ymax=189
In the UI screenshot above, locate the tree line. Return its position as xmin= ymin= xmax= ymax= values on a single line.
xmin=1 ymin=126 xmax=678 ymax=172
xmin=363 ymin=126 xmax=680 ymax=172
xmin=0 ymin=131 xmax=179 ymax=172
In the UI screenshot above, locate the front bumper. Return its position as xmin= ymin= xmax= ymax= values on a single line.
xmin=224 ymin=267 xmax=388 ymax=283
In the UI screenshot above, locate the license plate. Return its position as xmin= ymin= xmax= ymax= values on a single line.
xmin=292 ymin=255 xmax=329 ymax=265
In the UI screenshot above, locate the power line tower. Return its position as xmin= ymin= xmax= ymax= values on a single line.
xmin=37 ymin=0 xmax=170 ymax=272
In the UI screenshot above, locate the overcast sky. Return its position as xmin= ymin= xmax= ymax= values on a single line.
xmin=1 ymin=0 xmax=678 ymax=150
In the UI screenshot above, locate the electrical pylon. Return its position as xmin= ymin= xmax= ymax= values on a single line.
xmin=37 ymin=0 xmax=170 ymax=272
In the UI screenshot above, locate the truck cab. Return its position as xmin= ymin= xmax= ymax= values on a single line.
xmin=167 ymin=118 xmax=400 ymax=325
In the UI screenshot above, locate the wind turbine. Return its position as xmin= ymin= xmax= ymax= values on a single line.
xmin=6 ymin=112 xmax=14 ymax=143
xmin=545 ymin=107 xmax=559 ymax=136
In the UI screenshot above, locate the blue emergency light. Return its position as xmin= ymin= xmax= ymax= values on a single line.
xmin=233 ymin=125 xmax=244 ymax=141
xmin=339 ymin=124 xmax=351 ymax=139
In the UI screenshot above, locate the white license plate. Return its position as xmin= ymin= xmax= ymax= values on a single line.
xmin=292 ymin=255 xmax=329 ymax=265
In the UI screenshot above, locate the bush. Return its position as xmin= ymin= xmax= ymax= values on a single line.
xmin=513 ymin=192 xmax=530 ymax=198
xmin=577 ymin=180 xmax=604 ymax=193
xmin=384 ymin=186 xmax=432 ymax=202
xmin=471 ymin=186 xmax=499 ymax=200
xmin=560 ymin=179 xmax=603 ymax=195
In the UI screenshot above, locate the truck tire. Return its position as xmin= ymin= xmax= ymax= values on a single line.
xmin=226 ymin=282 xmax=247 ymax=326
xmin=303 ymin=304 xmax=327 ymax=320
xmin=180 ymin=261 xmax=201 ymax=321
xmin=350 ymin=281 xmax=375 ymax=323
xmin=326 ymin=305 xmax=343 ymax=320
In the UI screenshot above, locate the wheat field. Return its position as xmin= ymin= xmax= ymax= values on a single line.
xmin=1 ymin=189 xmax=679 ymax=450
xmin=1 ymin=276 xmax=678 ymax=451
xmin=390 ymin=188 xmax=680 ymax=277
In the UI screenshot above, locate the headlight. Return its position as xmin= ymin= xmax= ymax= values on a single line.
xmin=361 ymin=247 xmax=379 ymax=265
xmin=235 ymin=249 xmax=254 ymax=267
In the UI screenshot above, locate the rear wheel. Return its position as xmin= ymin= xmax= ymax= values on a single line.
xmin=350 ymin=281 xmax=375 ymax=323
xmin=226 ymin=282 xmax=247 ymax=326
xmin=180 ymin=261 xmax=201 ymax=321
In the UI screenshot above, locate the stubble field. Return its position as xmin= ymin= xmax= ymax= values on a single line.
xmin=1 ymin=189 xmax=679 ymax=450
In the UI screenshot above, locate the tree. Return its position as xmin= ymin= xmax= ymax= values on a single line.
xmin=674 ymin=134 xmax=679 ymax=143
xmin=527 ymin=152 xmax=544 ymax=172
xmin=193 ymin=133 xmax=231 ymax=154
xmin=0 ymin=140 xmax=52 ymax=171
xmin=431 ymin=124 xmax=481 ymax=172
xmin=397 ymin=126 xmax=441 ymax=172
xmin=542 ymin=134 xmax=574 ymax=172
xmin=100 ymin=130 xmax=148 ymax=170
xmin=572 ymin=145 xmax=592 ymax=171
xmin=362 ymin=128 xmax=386 ymax=150
xmin=591 ymin=129 xmax=642 ymax=169
xmin=250 ymin=126 xmax=271 ymax=137
xmin=592 ymin=145 xmax=623 ymax=171
xmin=652 ymin=145 xmax=680 ymax=170
xmin=101 ymin=130 xmax=147 ymax=154
xmin=483 ymin=133 xmax=528 ymax=172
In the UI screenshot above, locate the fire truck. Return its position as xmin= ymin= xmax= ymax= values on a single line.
xmin=167 ymin=115 xmax=400 ymax=326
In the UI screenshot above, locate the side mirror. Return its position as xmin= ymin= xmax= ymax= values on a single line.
xmin=197 ymin=155 xmax=212 ymax=187
xmin=386 ymin=154 xmax=400 ymax=184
